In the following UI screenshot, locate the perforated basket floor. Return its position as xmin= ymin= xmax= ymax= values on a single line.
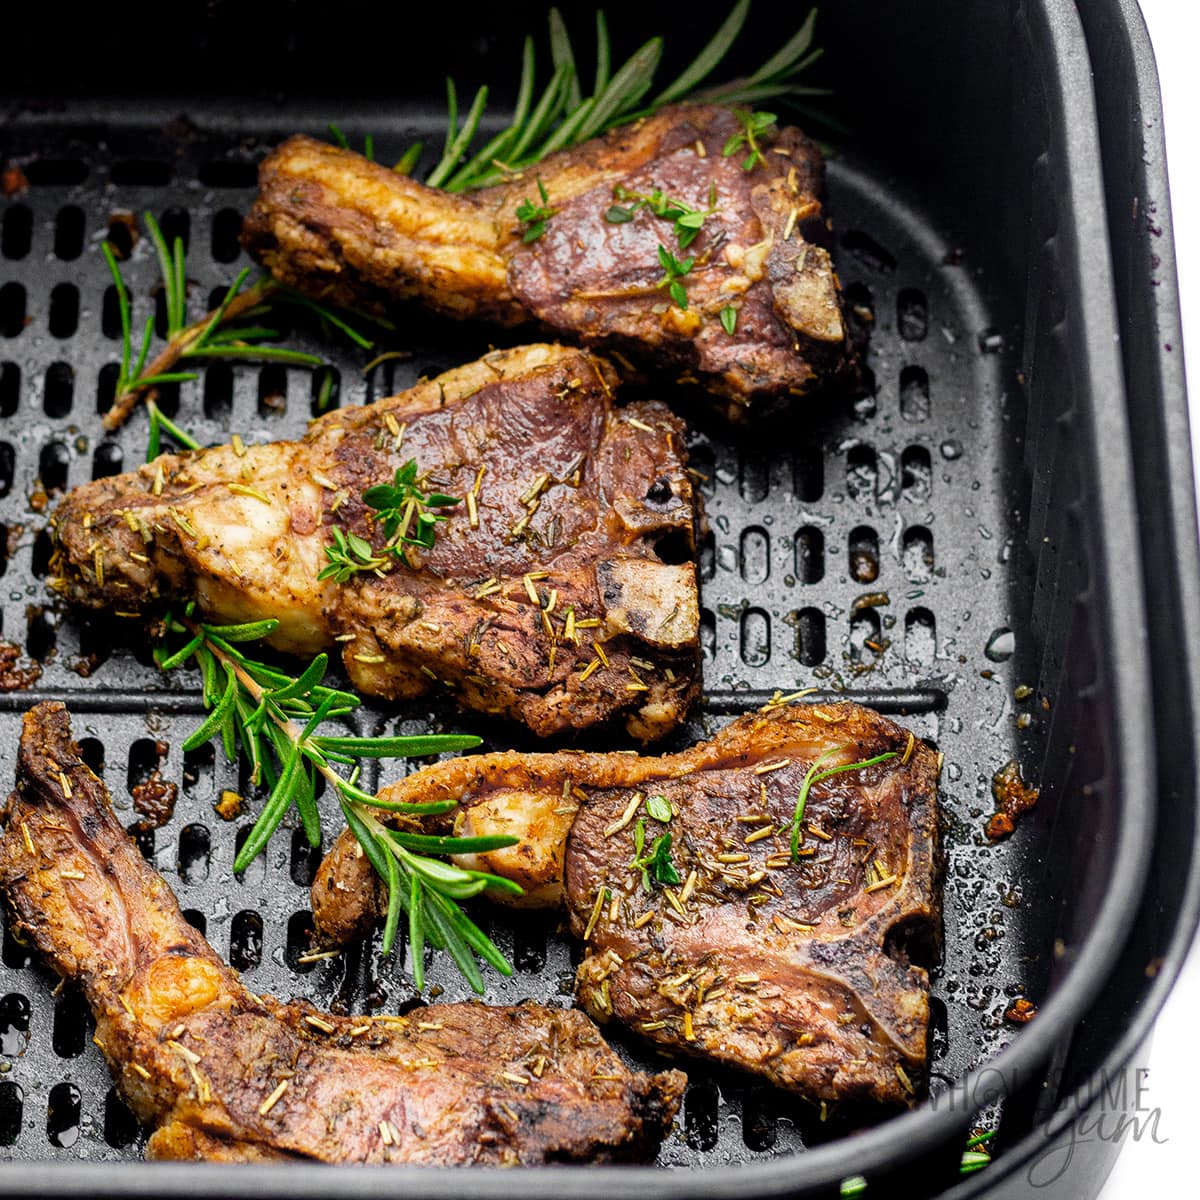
xmin=1 ymin=111 xmax=1041 ymax=1166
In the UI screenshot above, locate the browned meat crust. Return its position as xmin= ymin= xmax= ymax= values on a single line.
xmin=313 ymin=701 xmax=941 ymax=1104
xmin=0 ymin=702 xmax=685 ymax=1165
xmin=48 ymin=344 xmax=700 ymax=740
xmin=242 ymin=106 xmax=858 ymax=423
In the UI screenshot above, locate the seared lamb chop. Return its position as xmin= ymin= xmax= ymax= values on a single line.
xmin=0 ymin=702 xmax=685 ymax=1164
xmin=313 ymin=701 xmax=941 ymax=1104
xmin=242 ymin=106 xmax=857 ymax=423
xmin=50 ymin=344 xmax=700 ymax=740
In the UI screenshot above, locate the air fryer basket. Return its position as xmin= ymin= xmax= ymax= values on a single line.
xmin=0 ymin=0 xmax=1157 ymax=1195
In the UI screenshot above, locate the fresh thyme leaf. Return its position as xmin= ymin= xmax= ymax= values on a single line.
xmin=720 ymin=304 xmax=738 ymax=336
xmin=655 ymin=244 xmax=694 ymax=310
xmin=318 ymin=526 xmax=392 ymax=583
xmin=722 ymin=109 xmax=777 ymax=172
xmin=515 ymin=178 xmax=559 ymax=242
xmin=609 ymin=183 xmax=718 ymax=250
xmin=630 ymin=816 xmax=681 ymax=891
xmin=605 ymin=204 xmax=635 ymax=223
xmin=789 ymin=748 xmax=899 ymax=861
xmin=158 ymin=608 xmax=512 ymax=993
xmin=645 ymin=794 xmax=673 ymax=822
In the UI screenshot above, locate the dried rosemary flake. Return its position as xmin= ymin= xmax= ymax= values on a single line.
xmin=579 ymin=658 xmax=601 ymax=682
xmin=633 ymin=910 xmax=656 ymax=929
xmin=626 ymin=417 xmax=655 ymax=433
xmin=807 ymin=825 xmax=833 ymax=842
xmin=258 ymin=1079 xmax=289 ymax=1115
xmin=901 ymin=731 xmax=916 ymax=765
xmin=864 ymin=874 xmax=900 ymax=893
xmin=59 ymin=869 xmax=87 ymax=881
xmin=744 ymin=824 xmax=775 ymax=844
xmin=583 ymin=887 xmax=609 ymax=940
xmin=603 ymin=792 xmax=644 ymax=838
xmin=231 ymin=434 xmax=246 ymax=457
xmin=310 ymin=470 xmax=338 ymax=491
xmin=227 ymin=483 xmax=272 ymax=505
xmin=753 ymin=758 xmax=791 ymax=775
xmin=304 ymin=1015 xmax=336 ymax=1034
xmin=594 ymin=642 xmax=610 ymax=668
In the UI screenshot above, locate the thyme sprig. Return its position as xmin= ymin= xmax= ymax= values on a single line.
xmin=656 ymin=245 xmax=695 ymax=310
xmin=605 ymin=183 xmax=718 ymax=250
xmin=102 ymin=212 xmax=377 ymax=438
xmin=515 ymin=179 xmax=558 ymax=242
xmin=156 ymin=604 xmax=520 ymax=992
xmin=789 ymin=748 xmax=899 ymax=861
xmin=630 ymin=815 xmax=680 ymax=891
xmin=394 ymin=2 xmax=823 ymax=193
xmin=364 ymin=458 xmax=462 ymax=550
xmin=722 ymin=109 xmax=777 ymax=172
xmin=318 ymin=527 xmax=393 ymax=584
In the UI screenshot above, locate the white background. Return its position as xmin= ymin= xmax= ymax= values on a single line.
xmin=1099 ymin=3 xmax=1199 ymax=1197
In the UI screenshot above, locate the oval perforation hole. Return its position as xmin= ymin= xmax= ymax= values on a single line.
xmin=101 ymin=285 xmax=125 ymax=339
xmin=183 ymin=743 xmax=214 ymax=797
xmin=51 ymin=987 xmax=90 ymax=1058
xmin=32 ymin=530 xmax=55 ymax=577
xmin=46 ymin=1081 xmax=81 ymax=1148
xmin=902 ymin=445 xmax=932 ymax=500
xmin=897 ymin=288 xmax=928 ymax=340
xmin=699 ymin=529 xmax=715 ymax=583
xmin=2 ymin=924 xmax=30 ymax=969
xmin=0 ymin=362 xmax=19 ymax=416
xmin=739 ymin=607 xmax=770 ymax=667
xmin=258 ymin=363 xmax=288 ymax=416
xmin=684 ymin=1081 xmax=719 ymax=1150
xmin=111 ymin=160 xmax=171 ymax=187
xmin=741 ymin=1087 xmax=777 ymax=1151
xmin=27 ymin=607 xmax=57 ymax=661
xmin=78 ymin=737 xmax=105 ymax=776
xmin=178 ymin=824 xmax=212 ymax=885
xmin=104 ymin=1087 xmax=139 ymax=1149
xmin=211 ymin=207 xmax=243 ymax=263
xmin=0 ymin=522 xmax=9 ymax=578
xmin=739 ymin=453 xmax=768 ymax=503
xmin=0 ymin=442 xmax=14 ymax=497
xmin=2 ymin=205 xmax=32 ymax=259
xmin=846 ymin=445 xmax=877 ymax=502
xmin=25 ymin=159 xmax=88 ymax=186
xmin=843 ymin=280 xmax=874 ymax=332
xmin=53 ymin=206 xmax=85 ymax=260
xmin=900 ymin=365 xmax=930 ymax=422
xmin=794 ymin=446 xmax=823 ymax=502
xmin=182 ymin=909 xmax=207 ymax=936
xmin=129 ymin=825 xmax=156 ymax=862
xmin=159 ymin=207 xmax=190 ymax=253
xmin=311 ymin=365 xmax=341 ymax=415
xmin=0 ymin=1080 xmax=22 ymax=1146
xmin=43 ymin=362 xmax=73 ymax=418
xmin=290 ymin=827 xmax=322 ymax=887
xmin=0 ymin=992 xmax=32 ymax=1057
xmin=230 ymin=910 xmax=264 ymax=972
xmin=96 ymin=363 xmax=121 ymax=415
xmin=154 ymin=288 xmax=170 ymax=338
xmin=48 ymin=283 xmax=79 ymax=338
xmin=93 ymin=441 xmax=124 ymax=479
xmin=204 ymin=361 xmax=234 ymax=421
xmin=850 ymin=608 xmax=883 ymax=666
xmin=198 ymin=160 xmax=259 ymax=188
xmin=795 ymin=607 xmax=825 ymax=666
xmin=127 ymin=737 xmax=166 ymax=791
xmin=739 ymin=526 xmax=769 ymax=585
xmin=105 ymin=213 xmax=137 ymax=261
xmin=905 ymin=607 xmax=937 ymax=667
xmin=1 ymin=282 xmax=27 ymax=338
xmin=903 ymin=526 xmax=934 ymax=582
xmin=699 ymin=607 xmax=715 ymax=664
xmin=848 ymin=526 xmax=880 ymax=583
xmin=234 ymin=825 xmax=266 ymax=884
xmin=513 ymin=916 xmax=550 ymax=974
xmin=286 ymin=910 xmax=318 ymax=973
xmin=688 ymin=443 xmax=715 ymax=498
xmin=39 ymin=439 xmax=70 ymax=492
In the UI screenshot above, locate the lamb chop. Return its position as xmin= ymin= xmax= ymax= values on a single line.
xmin=0 ymin=702 xmax=685 ymax=1164
xmin=313 ymin=701 xmax=941 ymax=1105
xmin=49 ymin=344 xmax=700 ymax=741
xmin=242 ymin=105 xmax=858 ymax=424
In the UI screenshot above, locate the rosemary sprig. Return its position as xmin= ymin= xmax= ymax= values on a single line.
xmin=156 ymin=603 xmax=520 ymax=992
xmin=789 ymin=748 xmax=899 ymax=860
xmin=656 ymin=245 xmax=695 ymax=310
xmin=101 ymin=213 xmax=377 ymax=437
xmin=371 ymin=2 xmax=824 ymax=194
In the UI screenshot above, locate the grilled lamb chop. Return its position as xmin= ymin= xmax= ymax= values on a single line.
xmin=0 ymin=702 xmax=685 ymax=1164
xmin=242 ymin=105 xmax=857 ymax=423
xmin=313 ymin=701 xmax=941 ymax=1104
xmin=50 ymin=344 xmax=700 ymax=740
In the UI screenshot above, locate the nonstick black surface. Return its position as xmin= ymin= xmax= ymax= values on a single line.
xmin=0 ymin=106 xmax=1050 ymax=1165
